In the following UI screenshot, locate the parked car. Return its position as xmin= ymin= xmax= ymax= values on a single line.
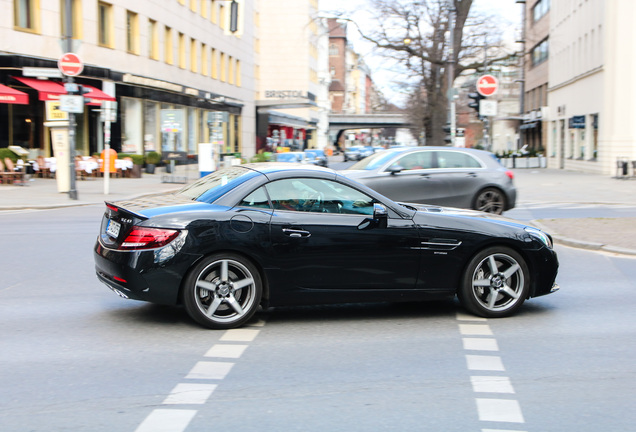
xmin=275 ymin=152 xmax=308 ymax=163
xmin=344 ymin=146 xmax=364 ymax=161
xmin=304 ymin=149 xmax=328 ymax=167
xmin=94 ymin=163 xmax=558 ymax=329
xmin=341 ymin=146 xmax=516 ymax=214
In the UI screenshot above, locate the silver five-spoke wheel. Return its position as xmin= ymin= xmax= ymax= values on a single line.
xmin=184 ymin=253 xmax=262 ymax=329
xmin=459 ymin=246 xmax=529 ymax=318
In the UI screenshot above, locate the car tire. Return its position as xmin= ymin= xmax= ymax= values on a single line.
xmin=474 ymin=187 xmax=506 ymax=214
xmin=458 ymin=246 xmax=529 ymax=318
xmin=183 ymin=253 xmax=262 ymax=329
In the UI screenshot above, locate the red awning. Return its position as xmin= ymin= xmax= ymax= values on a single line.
xmin=0 ymin=83 xmax=29 ymax=105
xmin=12 ymin=76 xmax=66 ymax=101
xmin=82 ymin=85 xmax=116 ymax=106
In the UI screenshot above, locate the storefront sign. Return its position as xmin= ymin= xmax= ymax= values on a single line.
xmin=45 ymin=100 xmax=69 ymax=121
xmin=264 ymin=90 xmax=308 ymax=99
xmin=568 ymin=115 xmax=586 ymax=129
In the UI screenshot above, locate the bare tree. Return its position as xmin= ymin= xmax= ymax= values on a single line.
xmin=339 ymin=0 xmax=511 ymax=144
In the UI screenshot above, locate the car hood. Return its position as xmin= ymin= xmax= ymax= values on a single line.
xmin=405 ymin=202 xmax=531 ymax=231
xmin=339 ymin=169 xmax=376 ymax=179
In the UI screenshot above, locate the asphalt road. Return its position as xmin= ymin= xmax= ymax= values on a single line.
xmin=0 ymin=203 xmax=634 ymax=431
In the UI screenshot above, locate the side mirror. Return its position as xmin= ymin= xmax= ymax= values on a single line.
xmin=359 ymin=203 xmax=388 ymax=230
xmin=387 ymin=165 xmax=403 ymax=175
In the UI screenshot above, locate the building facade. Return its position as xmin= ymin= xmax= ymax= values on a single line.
xmin=1 ymin=0 xmax=256 ymax=162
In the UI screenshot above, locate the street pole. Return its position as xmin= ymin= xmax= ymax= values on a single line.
xmin=447 ymin=1 xmax=457 ymax=146
xmin=517 ymin=0 xmax=526 ymax=152
xmin=64 ymin=0 xmax=78 ymax=200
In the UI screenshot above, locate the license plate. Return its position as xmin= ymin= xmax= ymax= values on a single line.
xmin=107 ymin=219 xmax=121 ymax=238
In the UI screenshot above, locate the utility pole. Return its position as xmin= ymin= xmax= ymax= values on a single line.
xmin=64 ymin=0 xmax=78 ymax=200
xmin=516 ymin=0 xmax=526 ymax=152
xmin=447 ymin=0 xmax=457 ymax=146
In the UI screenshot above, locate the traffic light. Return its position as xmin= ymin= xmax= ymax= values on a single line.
xmin=468 ymin=92 xmax=485 ymax=115
xmin=443 ymin=123 xmax=452 ymax=143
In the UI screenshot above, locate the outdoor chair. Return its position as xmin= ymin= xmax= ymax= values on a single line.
xmin=3 ymin=158 xmax=26 ymax=185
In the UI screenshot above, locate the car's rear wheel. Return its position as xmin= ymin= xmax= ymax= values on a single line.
xmin=458 ymin=246 xmax=529 ymax=318
xmin=183 ymin=253 xmax=262 ymax=329
xmin=474 ymin=187 xmax=506 ymax=214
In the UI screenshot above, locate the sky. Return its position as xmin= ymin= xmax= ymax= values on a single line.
xmin=319 ymin=0 xmax=523 ymax=107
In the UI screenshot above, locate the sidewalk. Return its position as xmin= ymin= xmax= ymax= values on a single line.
xmin=1 ymin=165 xmax=635 ymax=256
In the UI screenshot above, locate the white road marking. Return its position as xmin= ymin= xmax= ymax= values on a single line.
xmin=459 ymin=324 xmax=494 ymax=336
xmin=456 ymin=312 xmax=488 ymax=321
xmin=134 ymin=409 xmax=197 ymax=432
xmin=163 ymin=383 xmax=218 ymax=405
xmin=186 ymin=361 xmax=234 ymax=380
xmin=475 ymin=398 xmax=525 ymax=423
xmin=482 ymin=429 xmax=527 ymax=432
xmin=220 ymin=328 xmax=261 ymax=342
xmin=462 ymin=337 xmax=499 ymax=351
xmin=466 ymin=355 xmax=505 ymax=371
xmin=204 ymin=344 xmax=248 ymax=358
xmin=470 ymin=376 xmax=515 ymax=394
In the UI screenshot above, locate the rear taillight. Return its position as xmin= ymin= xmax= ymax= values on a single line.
xmin=119 ymin=227 xmax=180 ymax=250
xmin=505 ymin=170 xmax=514 ymax=180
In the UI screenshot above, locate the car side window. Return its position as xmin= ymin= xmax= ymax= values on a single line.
xmin=266 ymin=178 xmax=374 ymax=215
xmin=239 ymin=186 xmax=271 ymax=209
xmin=390 ymin=151 xmax=433 ymax=171
xmin=436 ymin=151 xmax=482 ymax=169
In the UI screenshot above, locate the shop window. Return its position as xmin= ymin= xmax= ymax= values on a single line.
xmin=144 ymin=101 xmax=158 ymax=152
xmin=122 ymin=98 xmax=143 ymax=154
xmin=14 ymin=0 xmax=40 ymax=32
xmin=98 ymin=2 xmax=113 ymax=47
xmin=188 ymin=108 xmax=197 ymax=154
xmin=60 ymin=0 xmax=82 ymax=39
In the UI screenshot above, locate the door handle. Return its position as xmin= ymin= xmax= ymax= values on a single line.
xmin=466 ymin=172 xmax=478 ymax=177
xmin=282 ymin=228 xmax=311 ymax=238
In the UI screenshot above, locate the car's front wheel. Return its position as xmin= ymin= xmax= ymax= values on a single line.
xmin=183 ymin=253 xmax=262 ymax=329
xmin=474 ymin=187 xmax=506 ymax=214
xmin=458 ymin=246 xmax=529 ymax=318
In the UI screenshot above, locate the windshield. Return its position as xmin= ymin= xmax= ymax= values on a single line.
xmin=348 ymin=150 xmax=397 ymax=170
xmin=177 ymin=166 xmax=261 ymax=203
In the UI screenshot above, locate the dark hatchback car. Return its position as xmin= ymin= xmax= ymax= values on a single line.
xmin=94 ymin=163 xmax=558 ymax=329
xmin=342 ymin=146 xmax=517 ymax=214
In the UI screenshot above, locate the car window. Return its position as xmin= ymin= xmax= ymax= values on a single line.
xmin=436 ymin=151 xmax=482 ymax=169
xmin=266 ymin=178 xmax=375 ymax=215
xmin=239 ymin=186 xmax=271 ymax=209
xmin=390 ymin=151 xmax=434 ymax=171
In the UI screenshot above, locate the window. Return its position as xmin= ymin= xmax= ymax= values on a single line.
xmin=98 ymin=2 xmax=113 ymax=47
xmin=240 ymin=187 xmax=271 ymax=209
xmin=201 ymin=43 xmax=208 ymax=75
xmin=531 ymin=38 xmax=549 ymax=67
xmin=329 ymin=43 xmax=338 ymax=56
xmin=148 ymin=19 xmax=159 ymax=60
xmin=219 ymin=4 xmax=225 ymax=29
xmin=165 ymin=26 xmax=174 ymax=64
xmin=14 ymin=0 xmax=39 ymax=32
xmin=436 ymin=151 xmax=482 ymax=169
xmin=210 ymin=0 xmax=217 ymax=23
xmin=220 ymin=52 xmax=226 ymax=82
xmin=60 ymin=0 xmax=82 ymax=39
xmin=533 ymin=0 xmax=550 ymax=23
xmin=235 ymin=60 xmax=241 ymax=87
xmin=266 ymin=179 xmax=375 ymax=215
xmin=190 ymin=38 xmax=198 ymax=72
xmin=211 ymin=48 xmax=217 ymax=79
xmin=178 ymin=32 xmax=186 ymax=69
xmin=391 ymin=151 xmax=434 ymax=171
xmin=190 ymin=0 xmax=197 ymax=12
xmin=200 ymin=0 xmax=208 ymax=18
xmin=228 ymin=56 xmax=234 ymax=84
xmin=126 ymin=11 xmax=139 ymax=54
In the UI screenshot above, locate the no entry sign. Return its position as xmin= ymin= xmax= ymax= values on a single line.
xmin=476 ymin=74 xmax=499 ymax=97
xmin=58 ymin=53 xmax=84 ymax=77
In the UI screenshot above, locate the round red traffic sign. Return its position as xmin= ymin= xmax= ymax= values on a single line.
xmin=476 ymin=74 xmax=499 ymax=97
xmin=58 ymin=52 xmax=84 ymax=77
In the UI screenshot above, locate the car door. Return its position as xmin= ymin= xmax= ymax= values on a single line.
xmin=433 ymin=150 xmax=486 ymax=207
xmin=265 ymin=178 xmax=421 ymax=298
xmin=362 ymin=150 xmax=453 ymax=205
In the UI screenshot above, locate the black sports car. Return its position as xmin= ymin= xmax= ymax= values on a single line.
xmin=94 ymin=163 xmax=559 ymax=329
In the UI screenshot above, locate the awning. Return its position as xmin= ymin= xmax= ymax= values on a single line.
xmin=12 ymin=76 xmax=66 ymax=101
xmin=12 ymin=77 xmax=115 ymax=106
xmin=82 ymin=85 xmax=116 ymax=106
xmin=0 ymin=83 xmax=29 ymax=104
